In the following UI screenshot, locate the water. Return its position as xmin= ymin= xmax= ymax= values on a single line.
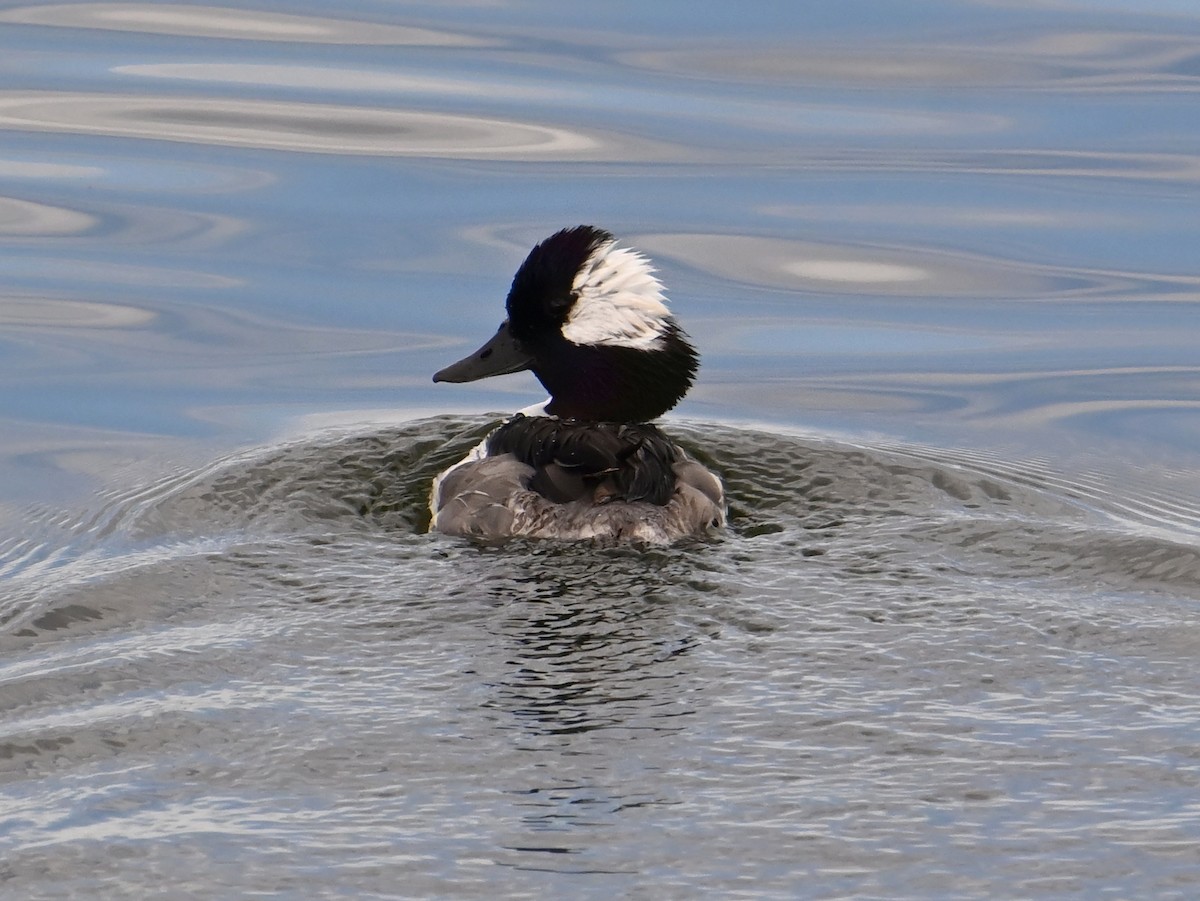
xmin=2 ymin=2 xmax=1199 ymax=897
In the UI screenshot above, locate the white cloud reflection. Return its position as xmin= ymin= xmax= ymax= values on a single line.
xmin=0 ymin=3 xmax=492 ymax=46
xmin=638 ymin=232 xmax=1200 ymax=301
xmin=0 ymin=92 xmax=601 ymax=158
xmin=623 ymin=29 xmax=1200 ymax=93
xmin=0 ymin=196 xmax=95 ymax=236
xmin=114 ymin=63 xmax=565 ymax=100
xmin=637 ymin=233 xmax=1063 ymax=299
xmin=0 ymin=296 xmax=155 ymax=328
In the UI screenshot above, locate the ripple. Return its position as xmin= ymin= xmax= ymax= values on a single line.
xmin=906 ymin=149 xmax=1200 ymax=183
xmin=879 ymin=431 xmax=1200 ymax=542
xmin=643 ymin=231 xmax=1200 ymax=301
xmin=0 ymin=189 xmax=250 ymax=247
xmin=85 ymin=206 xmax=248 ymax=248
xmin=783 ymin=259 xmax=929 ymax=285
xmin=759 ymin=202 xmax=1130 ymax=230
xmin=0 ymin=257 xmax=238 ymax=289
xmin=623 ymin=30 xmax=1200 ymax=92
xmin=5 ymin=416 xmax=1199 ymax=901
xmin=116 ymin=63 xmax=565 ymax=101
xmin=0 ymin=288 xmax=450 ymax=383
xmin=705 ymin=320 xmax=1008 ymax=358
xmin=0 ymin=196 xmax=96 ymax=236
xmin=0 ymin=194 xmax=244 ymax=246
xmin=623 ymin=46 xmax=1032 ymax=89
xmin=0 ymin=151 xmax=276 ymax=195
xmin=0 ymin=296 xmax=154 ymax=328
xmin=0 ymin=158 xmax=104 ymax=179
xmin=0 ymin=92 xmax=602 ymax=159
xmin=0 ymin=3 xmax=492 ymax=46
xmin=42 ymin=416 xmax=1197 ymax=598
xmin=637 ymin=232 xmax=1098 ymax=299
xmin=732 ymin=147 xmax=1200 ymax=183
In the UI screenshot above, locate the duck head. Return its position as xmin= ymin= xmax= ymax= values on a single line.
xmin=433 ymin=225 xmax=699 ymax=423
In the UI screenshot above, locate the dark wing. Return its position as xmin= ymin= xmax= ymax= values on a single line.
xmin=486 ymin=415 xmax=679 ymax=505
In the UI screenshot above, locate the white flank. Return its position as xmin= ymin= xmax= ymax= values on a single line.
xmin=428 ymin=398 xmax=550 ymax=518
xmin=561 ymin=242 xmax=671 ymax=349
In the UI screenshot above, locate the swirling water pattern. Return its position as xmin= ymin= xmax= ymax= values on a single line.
xmin=1 ymin=2 xmax=1199 ymax=898
xmin=4 ymin=418 xmax=1200 ymax=897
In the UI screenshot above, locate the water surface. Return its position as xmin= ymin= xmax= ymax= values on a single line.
xmin=2 ymin=2 xmax=1199 ymax=897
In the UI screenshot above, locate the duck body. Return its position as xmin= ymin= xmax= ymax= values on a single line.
xmin=430 ymin=225 xmax=725 ymax=543
xmin=432 ymin=411 xmax=725 ymax=543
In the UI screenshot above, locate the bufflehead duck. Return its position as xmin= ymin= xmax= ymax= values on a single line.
xmin=430 ymin=225 xmax=725 ymax=543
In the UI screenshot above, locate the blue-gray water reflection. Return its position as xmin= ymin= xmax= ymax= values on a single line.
xmin=1 ymin=2 xmax=1199 ymax=898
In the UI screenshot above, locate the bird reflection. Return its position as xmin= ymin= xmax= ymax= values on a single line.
xmin=477 ymin=548 xmax=703 ymax=739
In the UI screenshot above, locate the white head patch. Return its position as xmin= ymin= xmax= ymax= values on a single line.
xmin=561 ymin=241 xmax=672 ymax=349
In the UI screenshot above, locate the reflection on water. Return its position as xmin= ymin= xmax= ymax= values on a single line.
xmin=1 ymin=0 xmax=1200 ymax=896
xmin=0 ymin=195 xmax=95 ymax=235
xmin=624 ymin=29 xmax=1200 ymax=91
xmin=115 ymin=63 xmax=569 ymax=101
xmin=639 ymin=232 xmax=1106 ymax=298
xmin=3 ymin=418 xmax=1200 ymax=896
xmin=0 ymin=3 xmax=493 ymax=46
xmin=0 ymin=93 xmax=605 ymax=158
xmin=0 ymin=296 xmax=154 ymax=327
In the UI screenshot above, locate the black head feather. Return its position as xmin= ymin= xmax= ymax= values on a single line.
xmin=505 ymin=225 xmax=613 ymax=343
xmin=501 ymin=226 xmax=699 ymax=422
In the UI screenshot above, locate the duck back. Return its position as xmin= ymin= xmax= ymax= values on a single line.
xmin=432 ymin=414 xmax=725 ymax=542
xmin=486 ymin=414 xmax=679 ymax=506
